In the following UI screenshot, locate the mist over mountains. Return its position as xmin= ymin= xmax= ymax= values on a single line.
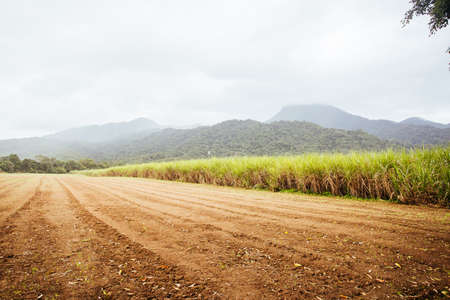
xmin=269 ymin=105 xmax=450 ymax=145
xmin=0 ymin=104 xmax=448 ymax=163
xmin=47 ymin=117 xmax=160 ymax=144
xmin=399 ymin=117 xmax=450 ymax=129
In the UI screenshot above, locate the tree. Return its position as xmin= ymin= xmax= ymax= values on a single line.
xmin=64 ymin=160 xmax=84 ymax=172
xmin=79 ymin=159 xmax=99 ymax=169
xmin=7 ymin=154 xmax=21 ymax=171
xmin=22 ymin=159 xmax=39 ymax=173
xmin=0 ymin=160 xmax=14 ymax=173
xmin=402 ymin=0 xmax=450 ymax=35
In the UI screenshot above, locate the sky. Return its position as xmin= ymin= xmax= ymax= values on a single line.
xmin=0 ymin=0 xmax=449 ymax=139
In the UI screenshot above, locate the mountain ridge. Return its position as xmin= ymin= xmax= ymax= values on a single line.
xmin=46 ymin=117 xmax=161 ymax=143
xmin=268 ymin=104 xmax=450 ymax=145
xmin=0 ymin=105 xmax=448 ymax=162
xmin=400 ymin=117 xmax=449 ymax=128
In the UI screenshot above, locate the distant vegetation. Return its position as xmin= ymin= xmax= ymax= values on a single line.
xmin=0 ymin=154 xmax=108 ymax=174
xmin=77 ymin=147 xmax=449 ymax=207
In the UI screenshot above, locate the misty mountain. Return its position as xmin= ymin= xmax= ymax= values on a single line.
xmin=0 ymin=118 xmax=161 ymax=159
xmin=109 ymin=120 xmax=395 ymax=162
xmin=268 ymin=105 xmax=450 ymax=145
xmin=400 ymin=117 xmax=450 ymax=129
xmin=46 ymin=117 xmax=161 ymax=143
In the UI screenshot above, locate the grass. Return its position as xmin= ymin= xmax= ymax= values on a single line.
xmin=76 ymin=147 xmax=449 ymax=207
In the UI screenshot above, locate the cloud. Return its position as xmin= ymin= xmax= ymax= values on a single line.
xmin=0 ymin=0 xmax=449 ymax=138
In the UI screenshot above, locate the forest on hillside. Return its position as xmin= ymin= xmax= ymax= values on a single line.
xmin=111 ymin=120 xmax=398 ymax=163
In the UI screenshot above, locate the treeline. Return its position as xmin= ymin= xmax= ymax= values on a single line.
xmin=0 ymin=154 xmax=108 ymax=174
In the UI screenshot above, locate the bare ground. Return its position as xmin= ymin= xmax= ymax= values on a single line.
xmin=0 ymin=174 xmax=448 ymax=299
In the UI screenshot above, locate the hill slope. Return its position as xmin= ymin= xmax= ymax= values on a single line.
xmin=110 ymin=120 xmax=395 ymax=162
xmin=0 ymin=118 xmax=161 ymax=159
xmin=268 ymin=105 xmax=450 ymax=145
xmin=46 ymin=117 xmax=161 ymax=143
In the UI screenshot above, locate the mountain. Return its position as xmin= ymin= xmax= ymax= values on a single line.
xmin=46 ymin=117 xmax=161 ymax=143
xmin=108 ymin=120 xmax=395 ymax=162
xmin=269 ymin=105 xmax=370 ymax=129
xmin=0 ymin=118 xmax=161 ymax=159
xmin=268 ymin=104 xmax=450 ymax=145
xmin=2 ymin=111 xmax=445 ymax=164
xmin=400 ymin=117 xmax=449 ymax=129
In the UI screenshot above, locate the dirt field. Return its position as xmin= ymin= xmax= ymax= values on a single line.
xmin=0 ymin=174 xmax=448 ymax=299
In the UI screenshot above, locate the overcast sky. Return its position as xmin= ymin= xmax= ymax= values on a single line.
xmin=0 ymin=1 xmax=449 ymax=139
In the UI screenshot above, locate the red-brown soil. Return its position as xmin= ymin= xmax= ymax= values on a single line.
xmin=0 ymin=174 xmax=448 ymax=299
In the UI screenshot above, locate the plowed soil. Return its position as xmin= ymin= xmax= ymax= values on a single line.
xmin=0 ymin=174 xmax=448 ymax=299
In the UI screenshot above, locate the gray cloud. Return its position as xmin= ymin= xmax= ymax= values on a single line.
xmin=0 ymin=0 xmax=449 ymax=139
